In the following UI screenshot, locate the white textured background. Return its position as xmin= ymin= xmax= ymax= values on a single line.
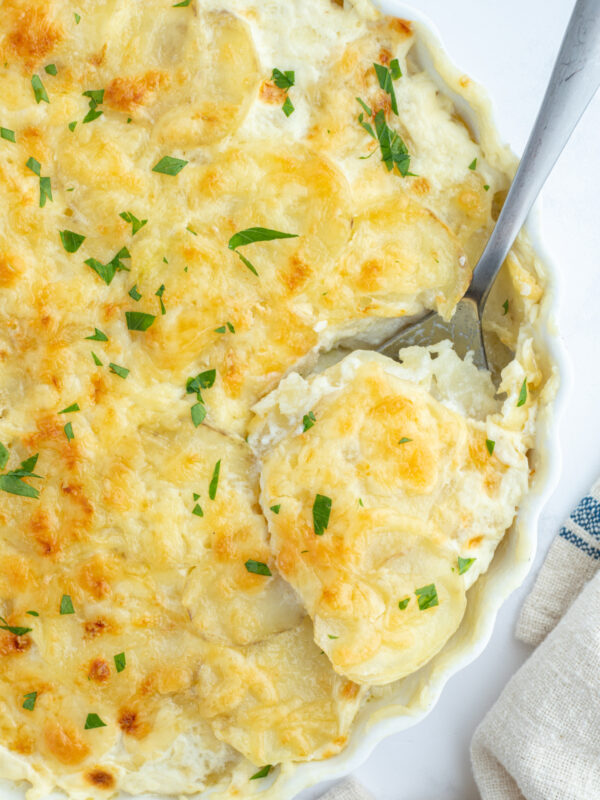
xmin=297 ymin=0 xmax=600 ymax=797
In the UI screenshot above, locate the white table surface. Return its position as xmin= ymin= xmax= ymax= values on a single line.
xmin=297 ymin=0 xmax=600 ymax=797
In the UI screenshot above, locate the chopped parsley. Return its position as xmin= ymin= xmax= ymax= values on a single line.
xmin=186 ymin=369 xmax=216 ymax=394
xmin=191 ymin=403 xmax=206 ymax=427
xmin=250 ymin=765 xmax=272 ymax=780
xmin=128 ymin=285 xmax=142 ymax=301
xmin=312 ymin=493 xmax=331 ymax=536
xmin=327 ymin=634 xmax=339 ymax=640
xmin=468 ymin=158 xmax=477 ymax=170
xmin=45 ymin=64 xmax=58 ymax=76
xmin=356 ymin=99 xmax=413 ymax=176
xmin=398 ymin=598 xmax=410 ymax=610
xmin=26 ymin=611 xmax=39 ymax=616
xmin=0 ymin=453 xmax=43 ymax=499
xmin=483 ymin=184 xmax=490 ymax=191
xmin=125 ymin=311 xmax=155 ymax=331
xmin=82 ymin=89 xmax=104 ymax=124
xmin=152 ymin=156 xmax=188 ymax=176
xmin=64 ymin=422 xmax=74 ymax=441
xmin=228 ymin=227 xmax=298 ymax=276
xmin=390 ymin=58 xmax=402 ymax=80
xmin=282 ymin=96 xmax=295 ymax=116
xmin=39 ymin=177 xmax=52 ymax=207
xmin=0 ymin=127 xmax=15 ymax=142
xmin=458 ymin=556 xmax=476 ymax=575
xmin=68 ymin=121 xmax=77 ymax=132
xmin=85 ymin=328 xmax=108 ymax=341
xmin=214 ymin=322 xmax=235 ymax=334
xmin=91 ymin=352 xmax=102 ymax=366
xmin=84 ymin=713 xmax=106 ymax=730
xmin=22 ymin=691 xmax=37 ymax=711
xmin=502 ymin=299 xmax=509 ymax=315
xmin=26 ymin=156 xmax=41 ymax=175
xmin=109 ymin=363 xmax=129 ymax=379
xmin=31 ymin=75 xmax=49 ymax=104
xmin=186 ymin=225 xmax=197 ymax=235
xmin=302 ymin=411 xmax=316 ymax=431
xmin=120 ymin=211 xmax=147 ymax=236
xmin=60 ymin=230 xmax=86 ymax=253
xmin=485 ymin=439 xmax=495 ymax=455
xmin=245 ymin=560 xmax=272 ymax=576
xmin=415 ymin=583 xmax=438 ymax=611
xmin=398 ymin=437 xmax=412 ymax=445
xmin=59 ymin=403 xmax=80 ymax=414
xmin=114 ymin=652 xmax=126 ymax=673
xmin=0 ymin=616 xmax=32 ymax=636
xmin=373 ymin=62 xmax=399 ymax=115
xmin=269 ymin=504 xmax=281 ymax=514
xmin=155 ymin=284 xmax=166 ymax=315
xmin=208 ymin=459 xmax=221 ymax=500
xmin=173 ymin=0 xmax=192 ymax=5
xmin=74 ymin=13 xmax=81 ymax=24
xmin=60 ymin=595 xmax=75 ymax=615
xmin=192 ymin=503 xmax=204 ymax=517
xmin=271 ymin=69 xmax=295 ymax=90
xmin=517 ymin=379 xmax=528 ymax=407
xmin=85 ymin=247 xmax=130 ymax=285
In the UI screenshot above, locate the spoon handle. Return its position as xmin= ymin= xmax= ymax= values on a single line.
xmin=468 ymin=0 xmax=600 ymax=310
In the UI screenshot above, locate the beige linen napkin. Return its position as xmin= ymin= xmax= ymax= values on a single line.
xmin=317 ymin=778 xmax=373 ymax=800
xmin=471 ymin=478 xmax=600 ymax=800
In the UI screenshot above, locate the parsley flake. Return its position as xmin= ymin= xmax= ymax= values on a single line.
xmin=86 ymin=328 xmax=108 ymax=341
xmin=0 ymin=127 xmax=15 ymax=142
xmin=228 ymin=227 xmax=298 ymax=276
xmin=415 ymin=583 xmax=438 ymax=611
xmin=26 ymin=611 xmax=39 ymax=617
xmin=485 ymin=439 xmax=495 ymax=455
xmin=91 ymin=352 xmax=102 ymax=366
xmin=209 ymin=460 xmax=221 ymax=500
xmin=373 ymin=62 xmax=399 ymax=115
xmin=390 ymin=58 xmax=402 ymax=80
xmin=250 ymin=765 xmax=272 ymax=780
xmin=0 ymin=616 xmax=32 ymax=636
xmin=120 ymin=211 xmax=147 ymax=236
xmin=312 ymin=493 xmax=331 ymax=536
xmin=192 ymin=503 xmax=204 ymax=517
xmin=74 ymin=13 xmax=81 ymax=24
xmin=398 ymin=597 xmax=410 ymax=610
xmin=114 ymin=652 xmax=126 ymax=673
xmin=186 ymin=369 xmax=216 ymax=394
xmin=68 ymin=121 xmax=77 ymax=132
xmin=302 ymin=411 xmax=316 ymax=431
xmin=483 ymin=184 xmax=490 ymax=191
xmin=59 ymin=403 xmax=80 ymax=414
xmin=282 ymin=96 xmax=295 ymax=116
xmin=517 ymin=379 xmax=528 ymax=407
xmin=245 ymin=560 xmax=272 ymax=576
xmin=155 ymin=284 xmax=166 ymax=315
xmin=60 ymin=230 xmax=86 ymax=253
xmin=191 ymin=402 xmax=207 ymax=427
xmin=152 ymin=156 xmax=188 ymax=176
xmin=84 ymin=713 xmax=106 ymax=730
xmin=59 ymin=594 xmax=75 ymax=615
xmin=22 ymin=691 xmax=37 ymax=711
xmin=128 ymin=285 xmax=142 ymax=301
xmin=270 ymin=504 xmax=281 ymax=514
xmin=173 ymin=0 xmax=192 ymax=5
xmin=502 ymin=299 xmax=509 ymax=315
xmin=458 ymin=556 xmax=476 ymax=575
xmin=26 ymin=156 xmax=41 ymax=176
xmin=125 ymin=311 xmax=155 ymax=332
xmin=64 ymin=422 xmax=74 ymax=441
xmin=82 ymin=89 xmax=105 ymax=124
xmin=31 ymin=75 xmax=49 ymax=104
xmin=468 ymin=158 xmax=477 ymax=170
xmin=271 ymin=69 xmax=295 ymax=90
xmin=0 ymin=453 xmax=43 ymax=499
xmin=398 ymin=437 xmax=412 ymax=445
xmin=45 ymin=64 xmax=57 ymax=76
xmin=109 ymin=363 xmax=129 ymax=379
xmin=85 ymin=247 xmax=130 ymax=285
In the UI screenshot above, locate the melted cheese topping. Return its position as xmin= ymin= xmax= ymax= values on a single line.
xmin=0 ymin=0 xmax=550 ymax=797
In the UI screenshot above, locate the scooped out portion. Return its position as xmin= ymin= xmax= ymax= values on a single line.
xmin=250 ymin=344 xmax=530 ymax=685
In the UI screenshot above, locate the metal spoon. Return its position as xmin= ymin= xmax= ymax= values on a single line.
xmin=377 ymin=0 xmax=600 ymax=376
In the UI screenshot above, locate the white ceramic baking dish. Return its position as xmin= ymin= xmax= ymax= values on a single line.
xmin=0 ymin=4 xmax=569 ymax=800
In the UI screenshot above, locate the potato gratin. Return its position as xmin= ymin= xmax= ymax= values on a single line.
xmin=0 ymin=0 xmax=553 ymax=797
